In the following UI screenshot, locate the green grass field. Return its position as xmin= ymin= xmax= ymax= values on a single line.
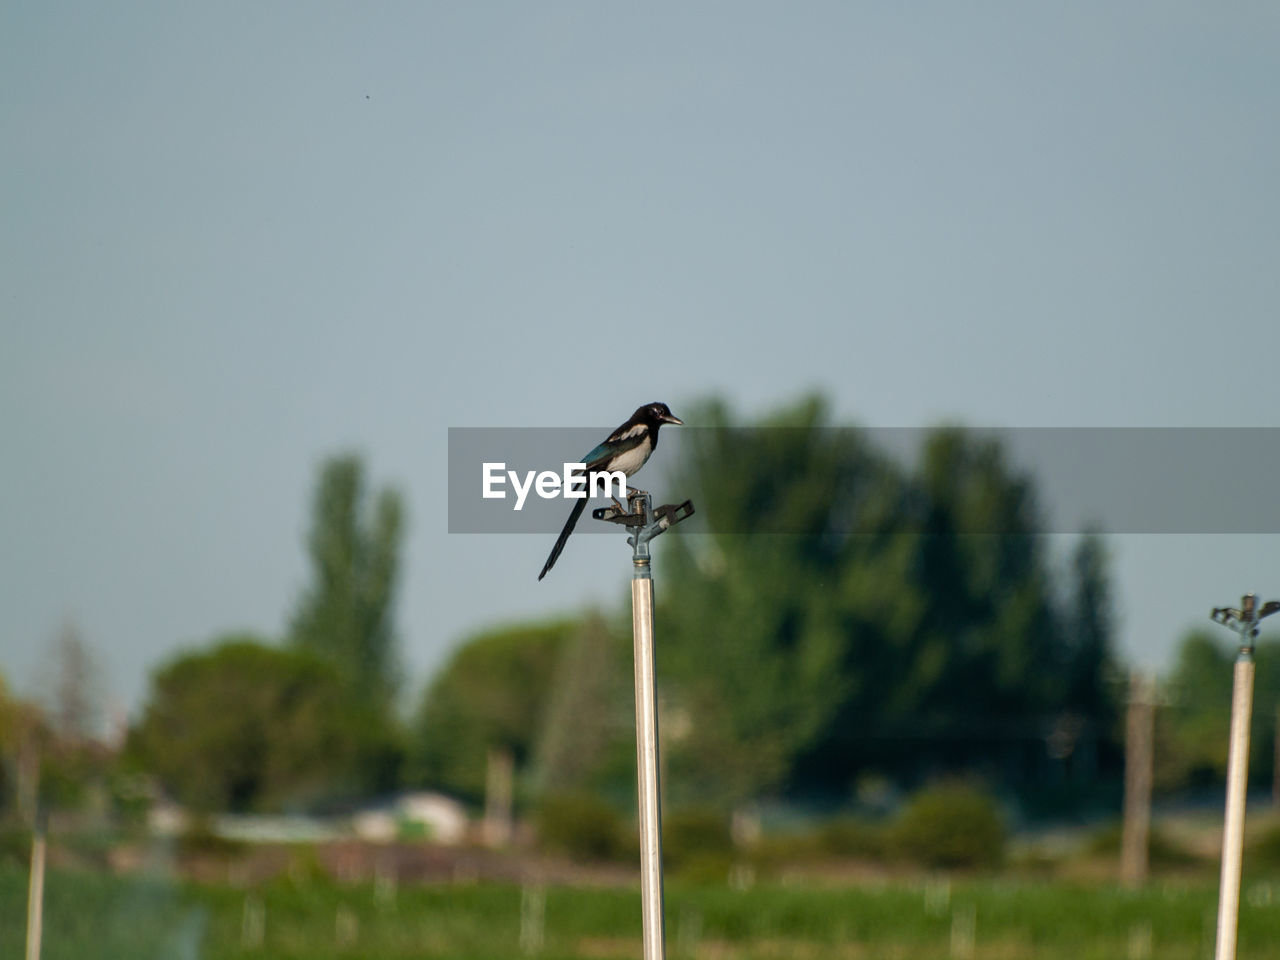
xmin=4 ymin=865 xmax=1280 ymax=959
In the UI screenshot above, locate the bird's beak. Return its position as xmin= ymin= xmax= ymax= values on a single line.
xmin=662 ymin=413 xmax=683 ymax=425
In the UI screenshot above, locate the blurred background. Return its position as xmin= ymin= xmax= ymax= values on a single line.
xmin=4 ymin=4 xmax=1280 ymax=958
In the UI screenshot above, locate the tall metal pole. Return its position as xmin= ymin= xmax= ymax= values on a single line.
xmin=596 ymin=489 xmax=692 ymax=960
xmin=631 ymin=542 xmax=666 ymax=960
xmin=25 ymin=817 xmax=45 ymax=960
xmin=1215 ymin=648 xmax=1255 ymax=960
xmin=1209 ymin=593 xmax=1279 ymax=960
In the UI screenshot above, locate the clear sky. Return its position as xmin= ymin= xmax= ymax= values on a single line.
xmin=3 ymin=4 xmax=1278 ymax=718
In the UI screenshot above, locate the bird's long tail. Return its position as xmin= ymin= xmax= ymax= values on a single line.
xmin=538 ymin=497 xmax=589 ymax=580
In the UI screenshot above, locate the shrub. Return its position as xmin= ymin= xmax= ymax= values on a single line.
xmin=1248 ymin=823 xmax=1280 ymax=873
xmin=674 ymin=850 xmax=735 ymax=884
xmin=282 ymin=844 xmax=329 ymax=886
xmin=0 ymin=826 xmax=31 ymax=868
xmin=890 ymin=782 xmax=1005 ymax=869
xmin=812 ymin=817 xmax=888 ymax=859
xmin=536 ymin=792 xmax=627 ymax=862
xmin=663 ymin=807 xmax=733 ymax=871
xmin=744 ymin=817 xmax=889 ymax=872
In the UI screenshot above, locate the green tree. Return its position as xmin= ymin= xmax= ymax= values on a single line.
xmin=532 ymin=614 xmax=633 ymax=796
xmin=132 ymin=636 xmax=391 ymax=811
xmin=44 ymin=621 xmax=99 ymax=744
xmin=904 ymin=428 xmax=1061 ymax=718
xmin=770 ymin=427 xmax=1041 ymax=793
xmin=1159 ymin=630 xmax=1280 ymax=793
xmin=1063 ymin=533 xmax=1117 ymax=718
xmin=655 ymin=397 xmax=1119 ymax=804
xmin=0 ymin=672 xmax=46 ymax=821
xmin=658 ymin=395 xmax=907 ymax=803
xmin=1048 ymin=533 xmax=1120 ymax=777
xmin=409 ymin=620 xmax=576 ymax=800
xmin=289 ymin=454 xmax=405 ymax=708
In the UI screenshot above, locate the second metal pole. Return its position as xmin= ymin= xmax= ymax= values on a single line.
xmin=631 ymin=552 xmax=666 ymax=960
xmin=25 ymin=820 xmax=45 ymax=960
xmin=1214 ymin=651 xmax=1255 ymax=960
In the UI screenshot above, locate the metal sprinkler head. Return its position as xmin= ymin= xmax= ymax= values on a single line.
xmin=1211 ymin=593 xmax=1280 ymax=647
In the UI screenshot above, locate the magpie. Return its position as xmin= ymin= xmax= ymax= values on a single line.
xmin=537 ymin=402 xmax=683 ymax=580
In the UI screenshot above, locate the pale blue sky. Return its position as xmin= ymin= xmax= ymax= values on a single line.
xmin=3 ymin=4 xmax=1278 ymax=717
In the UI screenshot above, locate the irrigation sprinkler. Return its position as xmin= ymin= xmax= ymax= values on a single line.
xmin=594 ymin=488 xmax=694 ymax=960
xmin=1209 ymin=593 xmax=1280 ymax=960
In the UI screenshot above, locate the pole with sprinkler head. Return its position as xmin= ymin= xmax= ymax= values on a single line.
xmin=595 ymin=489 xmax=694 ymax=960
xmin=1209 ymin=594 xmax=1280 ymax=960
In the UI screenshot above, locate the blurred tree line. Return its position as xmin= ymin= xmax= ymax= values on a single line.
xmin=396 ymin=399 xmax=1121 ymax=819
xmin=654 ymin=397 xmax=1119 ymax=810
xmin=413 ymin=399 xmax=1277 ymax=817
xmin=126 ymin=454 xmax=404 ymax=812
xmin=10 ymin=395 xmax=1278 ymax=825
xmin=423 ymin=396 xmax=1126 ymax=815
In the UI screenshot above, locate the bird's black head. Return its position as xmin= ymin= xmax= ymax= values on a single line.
xmin=636 ymin=402 xmax=683 ymax=428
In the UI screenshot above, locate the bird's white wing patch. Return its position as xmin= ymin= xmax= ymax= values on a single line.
xmin=609 ymin=422 xmax=649 ymax=443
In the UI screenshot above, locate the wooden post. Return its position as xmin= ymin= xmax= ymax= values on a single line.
xmin=484 ymin=745 xmax=514 ymax=848
xmin=1121 ymin=672 xmax=1155 ymax=888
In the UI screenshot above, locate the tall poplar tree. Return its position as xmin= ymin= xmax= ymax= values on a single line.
xmin=290 ymin=453 xmax=405 ymax=711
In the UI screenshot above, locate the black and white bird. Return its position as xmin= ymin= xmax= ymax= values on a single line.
xmin=537 ymin=402 xmax=683 ymax=580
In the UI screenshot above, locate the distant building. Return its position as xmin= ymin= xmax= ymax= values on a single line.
xmin=352 ymin=791 xmax=469 ymax=844
xmin=212 ymin=814 xmax=342 ymax=844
